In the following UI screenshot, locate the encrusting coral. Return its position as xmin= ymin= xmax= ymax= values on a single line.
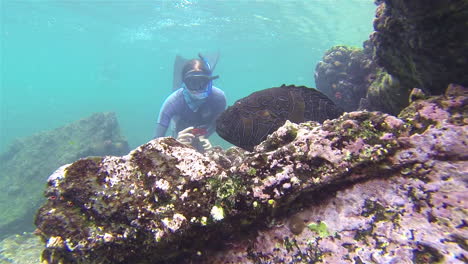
xmin=35 ymin=85 xmax=467 ymax=263
xmin=315 ymin=44 xmax=374 ymax=112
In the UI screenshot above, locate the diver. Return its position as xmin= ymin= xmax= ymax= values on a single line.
xmin=154 ymin=53 xmax=226 ymax=152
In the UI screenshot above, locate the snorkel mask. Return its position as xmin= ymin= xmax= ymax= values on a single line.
xmin=183 ymin=53 xmax=219 ymax=100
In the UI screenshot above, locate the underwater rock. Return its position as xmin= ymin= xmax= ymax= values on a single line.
xmin=216 ymin=84 xmax=343 ymax=151
xmin=203 ymin=84 xmax=468 ymax=263
xmin=315 ymin=42 xmax=410 ymax=115
xmin=370 ymin=0 xmax=468 ymax=95
xmin=318 ymin=1 xmax=467 ymax=115
xmin=0 ymin=112 xmax=129 ymax=239
xmin=0 ymin=233 xmax=42 ymax=263
xmin=365 ymin=67 xmax=410 ymax=115
xmin=35 ymin=85 xmax=466 ymax=263
xmin=315 ymin=44 xmax=375 ymax=112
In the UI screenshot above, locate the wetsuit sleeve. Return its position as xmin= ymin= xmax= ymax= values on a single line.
xmin=206 ymin=89 xmax=227 ymax=137
xmin=154 ymin=92 xmax=180 ymax=138
xmin=154 ymin=123 xmax=168 ymax=138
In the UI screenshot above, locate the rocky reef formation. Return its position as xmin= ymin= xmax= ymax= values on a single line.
xmin=207 ymin=88 xmax=468 ymax=264
xmin=35 ymin=85 xmax=467 ymax=263
xmin=315 ymin=42 xmax=410 ymax=115
xmin=0 ymin=112 xmax=129 ymax=239
xmin=314 ymin=44 xmax=375 ymax=112
xmin=315 ymin=0 xmax=468 ymax=115
xmin=0 ymin=233 xmax=42 ymax=263
xmin=365 ymin=67 xmax=410 ymax=115
xmin=370 ymin=0 xmax=468 ymax=95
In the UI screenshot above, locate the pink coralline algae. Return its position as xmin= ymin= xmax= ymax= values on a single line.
xmin=419 ymin=103 xmax=450 ymax=123
xmin=205 ymin=85 xmax=467 ymax=263
xmin=35 ymin=86 xmax=467 ymax=263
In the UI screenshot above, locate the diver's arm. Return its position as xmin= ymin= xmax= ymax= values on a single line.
xmin=154 ymin=91 xmax=180 ymax=138
xmin=154 ymin=123 xmax=168 ymax=138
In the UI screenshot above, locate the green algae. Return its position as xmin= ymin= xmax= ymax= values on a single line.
xmin=367 ymin=68 xmax=409 ymax=115
xmin=247 ymin=168 xmax=257 ymax=176
xmin=207 ymin=174 xmax=247 ymax=212
xmin=361 ymin=199 xmax=401 ymax=226
xmin=260 ymin=120 xmax=299 ymax=151
xmin=354 ymin=226 xmax=373 ymax=243
xmin=307 ymin=221 xmax=330 ymax=238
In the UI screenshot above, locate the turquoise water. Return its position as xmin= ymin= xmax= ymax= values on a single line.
xmin=1 ymin=0 xmax=375 ymax=151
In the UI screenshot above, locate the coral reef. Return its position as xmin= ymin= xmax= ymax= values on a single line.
xmin=0 ymin=112 xmax=129 ymax=239
xmin=35 ymin=85 xmax=467 ymax=263
xmin=315 ymin=42 xmax=408 ymax=115
xmin=370 ymin=0 xmax=468 ymax=95
xmin=316 ymin=0 xmax=467 ymax=114
xmin=315 ymin=44 xmax=375 ymax=112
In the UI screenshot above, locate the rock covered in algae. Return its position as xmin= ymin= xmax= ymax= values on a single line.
xmin=0 ymin=233 xmax=42 ymax=263
xmin=317 ymin=0 xmax=468 ymax=115
xmin=365 ymin=67 xmax=409 ymax=115
xmin=370 ymin=0 xmax=468 ymax=95
xmin=203 ymin=84 xmax=468 ymax=263
xmin=314 ymin=44 xmax=375 ymax=112
xmin=0 ymin=112 xmax=129 ymax=239
xmin=314 ymin=42 xmax=409 ymax=115
xmin=35 ymin=85 xmax=467 ymax=263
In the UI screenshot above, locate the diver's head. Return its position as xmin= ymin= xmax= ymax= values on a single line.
xmin=182 ymin=59 xmax=219 ymax=100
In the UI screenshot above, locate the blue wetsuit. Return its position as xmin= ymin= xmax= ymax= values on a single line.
xmin=155 ymin=86 xmax=226 ymax=138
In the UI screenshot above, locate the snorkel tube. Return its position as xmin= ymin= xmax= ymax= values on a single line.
xmin=198 ymin=53 xmax=218 ymax=73
xmin=197 ymin=53 xmax=219 ymax=97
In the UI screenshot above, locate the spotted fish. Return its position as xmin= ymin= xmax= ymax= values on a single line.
xmin=216 ymin=84 xmax=343 ymax=151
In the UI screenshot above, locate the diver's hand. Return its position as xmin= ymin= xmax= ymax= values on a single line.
xmin=176 ymin=126 xmax=195 ymax=145
xmin=199 ymin=136 xmax=212 ymax=151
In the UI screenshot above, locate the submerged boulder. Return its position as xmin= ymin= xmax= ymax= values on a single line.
xmin=206 ymin=85 xmax=468 ymax=263
xmin=35 ymin=85 xmax=467 ymax=263
xmin=315 ymin=42 xmax=410 ymax=115
xmin=315 ymin=44 xmax=375 ymax=112
xmin=0 ymin=112 xmax=129 ymax=239
xmin=316 ymin=1 xmax=467 ymax=115
xmin=370 ymin=0 xmax=468 ymax=95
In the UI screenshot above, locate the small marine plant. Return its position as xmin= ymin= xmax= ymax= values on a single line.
xmin=307 ymin=221 xmax=330 ymax=238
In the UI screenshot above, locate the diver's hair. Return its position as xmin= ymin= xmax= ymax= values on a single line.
xmin=182 ymin=59 xmax=210 ymax=79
